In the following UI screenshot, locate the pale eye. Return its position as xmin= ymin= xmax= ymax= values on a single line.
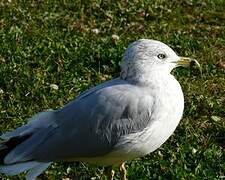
xmin=157 ymin=54 xmax=166 ymax=59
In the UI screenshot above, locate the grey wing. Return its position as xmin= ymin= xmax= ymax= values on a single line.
xmin=31 ymin=79 xmax=154 ymax=161
xmin=1 ymin=79 xmax=154 ymax=163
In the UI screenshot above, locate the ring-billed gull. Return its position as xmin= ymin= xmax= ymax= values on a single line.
xmin=0 ymin=39 xmax=199 ymax=180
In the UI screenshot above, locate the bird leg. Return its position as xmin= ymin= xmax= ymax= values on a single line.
xmin=119 ymin=162 xmax=127 ymax=180
xmin=104 ymin=166 xmax=115 ymax=180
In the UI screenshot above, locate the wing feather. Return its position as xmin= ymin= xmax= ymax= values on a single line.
xmin=31 ymin=79 xmax=154 ymax=161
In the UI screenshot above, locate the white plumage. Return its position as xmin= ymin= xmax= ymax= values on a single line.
xmin=0 ymin=39 xmax=197 ymax=180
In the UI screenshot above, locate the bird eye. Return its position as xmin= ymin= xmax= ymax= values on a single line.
xmin=157 ymin=54 xmax=166 ymax=59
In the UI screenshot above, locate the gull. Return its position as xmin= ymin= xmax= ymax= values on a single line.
xmin=0 ymin=39 xmax=199 ymax=180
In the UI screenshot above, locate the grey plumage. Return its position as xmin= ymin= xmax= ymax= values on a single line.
xmin=34 ymin=78 xmax=153 ymax=161
xmin=0 ymin=161 xmax=47 ymax=176
xmin=25 ymin=162 xmax=51 ymax=180
xmin=0 ymin=78 xmax=154 ymax=178
xmin=0 ymin=39 xmax=194 ymax=179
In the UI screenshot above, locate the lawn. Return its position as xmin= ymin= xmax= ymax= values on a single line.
xmin=0 ymin=0 xmax=225 ymax=179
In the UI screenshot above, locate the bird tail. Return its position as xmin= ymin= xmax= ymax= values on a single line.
xmin=0 ymin=161 xmax=51 ymax=180
xmin=0 ymin=136 xmax=51 ymax=179
xmin=0 ymin=110 xmax=56 ymax=179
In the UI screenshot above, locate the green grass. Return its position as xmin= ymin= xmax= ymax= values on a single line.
xmin=1 ymin=0 xmax=225 ymax=179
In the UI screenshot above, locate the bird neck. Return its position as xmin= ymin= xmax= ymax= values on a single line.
xmin=121 ymin=69 xmax=173 ymax=87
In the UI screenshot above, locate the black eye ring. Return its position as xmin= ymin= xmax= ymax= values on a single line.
xmin=157 ymin=54 xmax=166 ymax=59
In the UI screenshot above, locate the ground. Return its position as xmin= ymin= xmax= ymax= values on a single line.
xmin=0 ymin=0 xmax=225 ymax=179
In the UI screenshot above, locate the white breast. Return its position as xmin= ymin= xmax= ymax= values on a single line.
xmin=106 ymin=74 xmax=184 ymax=163
xmin=77 ymin=74 xmax=184 ymax=166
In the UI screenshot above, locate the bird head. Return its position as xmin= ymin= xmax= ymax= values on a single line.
xmin=120 ymin=39 xmax=200 ymax=82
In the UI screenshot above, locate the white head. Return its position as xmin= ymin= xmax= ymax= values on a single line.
xmin=120 ymin=39 xmax=196 ymax=83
